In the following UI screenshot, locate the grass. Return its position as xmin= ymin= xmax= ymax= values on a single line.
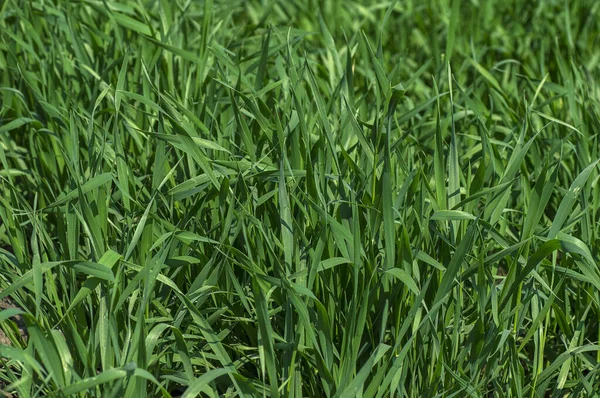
xmin=1 ymin=0 xmax=600 ymax=396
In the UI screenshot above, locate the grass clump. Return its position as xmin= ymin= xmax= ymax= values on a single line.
xmin=1 ymin=0 xmax=600 ymax=396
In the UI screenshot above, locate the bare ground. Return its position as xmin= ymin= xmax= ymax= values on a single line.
xmin=0 ymin=297 xmax=27 ymax=346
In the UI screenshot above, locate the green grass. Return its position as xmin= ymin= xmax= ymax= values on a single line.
xmin=1 ymin=0 xmax=600 ymax=396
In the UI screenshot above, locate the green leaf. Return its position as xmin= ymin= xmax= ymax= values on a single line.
xmin=548 ymin=159 xmax=599 ymax=238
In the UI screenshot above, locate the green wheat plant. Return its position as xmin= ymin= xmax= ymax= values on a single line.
xmin=1 ymin=0 xmax=600 ymax=396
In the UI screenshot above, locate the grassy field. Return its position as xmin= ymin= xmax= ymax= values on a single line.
xmin=1 ymin=0 xmax=600 ymax=396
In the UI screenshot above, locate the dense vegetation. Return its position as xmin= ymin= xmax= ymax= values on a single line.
xmin=1 ymin=0 xmax=600 ymax=396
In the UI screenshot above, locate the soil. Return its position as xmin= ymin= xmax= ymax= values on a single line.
xmin=0 ymin=296 xmax=26 ymax=398
xmin=0 ymin=297 xmax=27 ymax=346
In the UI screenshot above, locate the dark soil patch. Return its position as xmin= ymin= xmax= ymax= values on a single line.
xmin=0 ymin=297 xmax=27 ymax=346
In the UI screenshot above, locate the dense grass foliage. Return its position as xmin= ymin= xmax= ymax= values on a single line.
xmin=1 ymin=0 xmax=600 ymax=396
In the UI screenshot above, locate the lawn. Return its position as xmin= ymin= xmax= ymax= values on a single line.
xmin=1 ymin=0 xmax=600 ymax=396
